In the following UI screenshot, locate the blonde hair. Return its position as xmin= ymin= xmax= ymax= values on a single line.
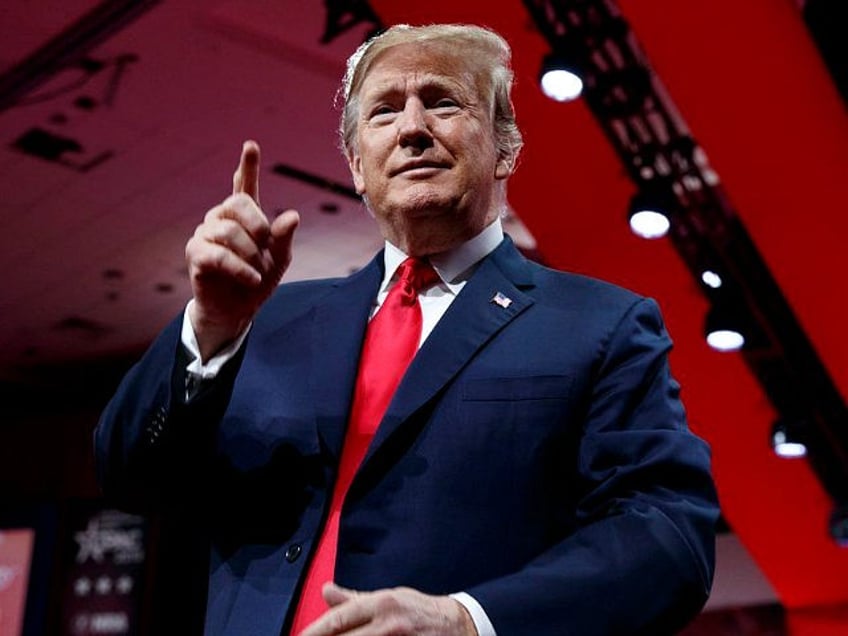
xmin=339 ymin=24 xmax=523 ymax=169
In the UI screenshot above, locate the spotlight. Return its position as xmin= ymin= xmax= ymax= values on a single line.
xmin=704 ymin=302 xmax=746 ymax=352
xmin=628 ymin=184 xmax=675 ymax=239
xmin=539 ymin=52 xmax=583 ymax=102
xmin=701 ymin=270 xmax=723 ymax=289
xmin=770 ymin=419 xmax=807 ymax=458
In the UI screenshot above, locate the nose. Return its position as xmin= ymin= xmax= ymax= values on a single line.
xmin=396 ymin=98 xmax=433 ymax=149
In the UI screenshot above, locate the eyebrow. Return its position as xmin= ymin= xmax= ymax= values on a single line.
xmin=364 ymin=72 xmax=471 ymax=98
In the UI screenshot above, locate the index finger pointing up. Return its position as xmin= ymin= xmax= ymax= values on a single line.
xmin=232 ymin=139 xmax=261 ymax=204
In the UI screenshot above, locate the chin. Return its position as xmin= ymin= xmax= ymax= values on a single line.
xmin=394 ymin=212 xmax=478 ymax=256
xmin=389 ymin=187 xmax=461 ymax=218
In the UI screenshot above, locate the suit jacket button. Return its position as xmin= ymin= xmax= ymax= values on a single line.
xmin=285 ymin=544 xmax=302 ymax=563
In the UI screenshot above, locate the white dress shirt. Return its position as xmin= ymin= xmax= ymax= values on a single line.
xmin=181 ymin=218 xmax=504 ymax=636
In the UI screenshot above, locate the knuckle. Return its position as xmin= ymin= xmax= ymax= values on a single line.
xmin=208 ymin=218 xmax=236 ymax=243
xmin=204 ymin=205 xmax=222 ymax=223
xmin=375 ymin=592 xmax=402 ymax=613
xmin=231 ymin=192 xmax=252 ymax=207
xmin=329 ymin=613 xmax=346 ymax=632
xmin=191 ymin=245 xmax=225 ymax=272
xmin=211 ymin=248 xmax=229 ymax=270
xmin=185 ymin=236 xmax=198 ymax=257
xmin=186 ymin=238 xmax=211 ymax=267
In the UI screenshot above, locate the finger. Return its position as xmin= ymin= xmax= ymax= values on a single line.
xmin=187 ymin=236 xmax=262 ymax=286
xmin=323 ymin=582 xmax=357 ymax=607
xmin=199 ymin=217 xmax=265 ymax=266
xmin=232 ymin=139 xmax=261 ymax=204
xmin=210 ymin=194 xmax=271 ymax=247
xmin=299 ymin=609 xmax=370 ymax=636
xmin=300 ymin=589 xmax=370 ymax=636
xmin=266 ymin=209 xmax=300 ymax=274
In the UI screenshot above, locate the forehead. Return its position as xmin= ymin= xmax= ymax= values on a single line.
xmin=358 ymin=42 xmax=483 ymax=100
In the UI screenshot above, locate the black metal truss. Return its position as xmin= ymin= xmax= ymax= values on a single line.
xmin=0 ymin=0 xmax=161 ymax=113
xmin=321 ymin=0 xmax=384 ymax=45
xmin=523 ymin=0 xmax=848 ymax=509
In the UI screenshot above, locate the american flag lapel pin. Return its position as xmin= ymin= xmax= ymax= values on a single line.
xmin=491 ymin=291 xmax=513 ymax=308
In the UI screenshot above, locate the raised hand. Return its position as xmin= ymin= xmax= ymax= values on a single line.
xmin=185 ymin=140 xmax=299 ymax=360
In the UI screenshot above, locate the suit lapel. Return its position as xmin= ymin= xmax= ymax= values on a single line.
xmin=310 ymin=255 xmax=383 ymax=461
xmin=357 ymin=239 xmax=536 ymax=475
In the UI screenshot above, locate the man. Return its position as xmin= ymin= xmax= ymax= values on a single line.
xmin=95 ymin=24 xmax=718 ymax=635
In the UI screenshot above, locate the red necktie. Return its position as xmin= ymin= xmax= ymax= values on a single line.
xmin=290 ymin=258 xmax=440 ymax=634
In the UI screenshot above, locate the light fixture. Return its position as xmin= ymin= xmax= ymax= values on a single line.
xmin=539 ymin=52 xmax=583 ymax=102
xmin=704 ymin=302 xmax=746 ymax=352
xmin=770 ymin=418 xmax=807 ymax=458
xmin=701 ymin=270 xmax=723 ymax=289
xmin=628 ymin=183 xmax=675 ymax=239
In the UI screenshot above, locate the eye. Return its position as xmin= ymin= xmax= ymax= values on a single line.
xmin=368 ymin=103 xmax=398 ymax=124
xmin=432 ymin=98 xmax=459 ymax=110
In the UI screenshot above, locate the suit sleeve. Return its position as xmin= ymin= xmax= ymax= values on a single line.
xmin=466 ymin=297 xmax=719 ymax=636
xmin=93 ymin=315 xmax=245 ymax=512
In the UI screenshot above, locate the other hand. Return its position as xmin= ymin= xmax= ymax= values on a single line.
xmin=185 ymin=140 xmax=299 ymax=360
xmin=299 ymin=583 xmax=477 ymax=636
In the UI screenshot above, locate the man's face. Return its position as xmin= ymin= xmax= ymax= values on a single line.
xmin=348 ymin=42 xmax=511 ymax=255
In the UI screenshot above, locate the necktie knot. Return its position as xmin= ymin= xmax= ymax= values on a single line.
xmin=396 ymin=257 xmax=439 ymax=304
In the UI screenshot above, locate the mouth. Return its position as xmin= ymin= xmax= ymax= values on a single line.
xmin=391 ymin=161 xmax=449 ymax=177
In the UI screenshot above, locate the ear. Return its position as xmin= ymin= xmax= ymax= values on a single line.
xmin=347 ymin=148 xmax=366 ymax=194
xmin=494 ymin=153 xmax=513 ymax=180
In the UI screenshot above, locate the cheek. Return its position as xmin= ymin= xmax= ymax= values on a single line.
xmin=358 ymin=142 xmax=389 ymax=174
xmin=354 ymin=156 xmax=389 ymax=196
xmin=454 ymin=125 xmax=497 ymax=162
xmin=359 ymin=155 xmax=381 ymax=182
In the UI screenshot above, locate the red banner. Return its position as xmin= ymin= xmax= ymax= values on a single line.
xmin=0 ymin=528 xmax=35 ymax=636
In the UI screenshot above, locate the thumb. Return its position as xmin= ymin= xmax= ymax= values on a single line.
xmin=233 ymin=139 xmax=261 ymax=204
xmin=322 ymin=582 xmax=357 ymax=607
xmin=267 ymin=209 xmax=299 ymax=271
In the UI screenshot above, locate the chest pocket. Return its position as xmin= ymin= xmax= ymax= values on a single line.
xmin=462 ymin=374 xmax=573 ymax=401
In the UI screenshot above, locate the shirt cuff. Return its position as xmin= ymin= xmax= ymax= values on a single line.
xmin=450 ymin=592 xmax=497 ymax=636
xmin=181 ymin=300 xmax=252 ymax=380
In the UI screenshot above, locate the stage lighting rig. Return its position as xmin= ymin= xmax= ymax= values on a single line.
xmin=522 ymin=0 xmax=848 ymax=530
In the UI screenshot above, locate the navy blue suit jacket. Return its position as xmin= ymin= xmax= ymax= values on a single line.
xmin=95 ymin=237 xmax=718 ymax=635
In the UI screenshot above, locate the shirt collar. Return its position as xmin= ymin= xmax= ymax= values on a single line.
xmin=381 ymin=218 xmax=504 ymax=293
